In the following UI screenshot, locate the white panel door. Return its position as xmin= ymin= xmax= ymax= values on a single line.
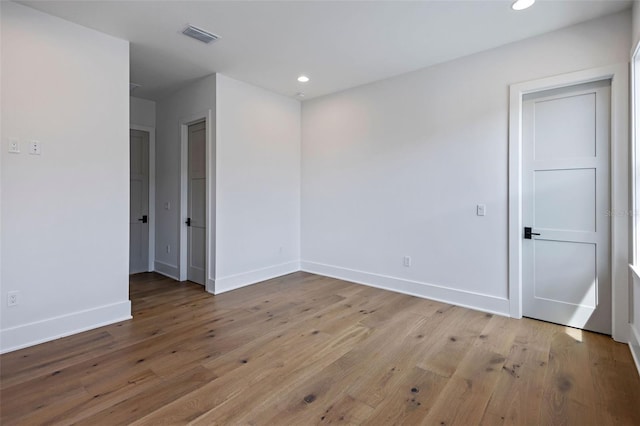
xmin=129 ymin=129 xmax=149 ymax=274
xmin=522 ymin=80 xmax=611 ymax=334
xmin=187 ymin=121 xmax=206 ymax=285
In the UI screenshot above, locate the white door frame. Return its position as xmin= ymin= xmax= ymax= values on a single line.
xmin=508 ymin=64 xmax=629 ymax=342
xmin=178 ymin=110 xmax=214 ymax=293
xmin=631 ymin=43 xmax=640 ymax=267
xmin=130 ymin=124 xmax=155 ymax=272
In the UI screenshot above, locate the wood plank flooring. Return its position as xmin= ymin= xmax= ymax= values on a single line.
xmin=1 ymin=272 xmax=639 ymax=425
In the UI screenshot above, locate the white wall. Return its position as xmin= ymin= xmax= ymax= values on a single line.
xmin=301 ymin=12 xmax=631 ymax=315
xmin=131 ymin=97 xmax=156 ymax=128
xmin=214 ymin=74 xmax=301 ymax=293
xmin=0 ymin=2 xmax=131 ymax=352
xmin=155 ymin=75 xmax=216 ymax=281
xmin=154 ymin=74 xmax=300 ymax=292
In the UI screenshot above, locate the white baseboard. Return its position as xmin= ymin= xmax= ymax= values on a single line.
xmin=301 ymin=261 xmax=510 ymax=316
xmin=630 ymin=323 xmax=640 ymax=377
xmin=214 ymin=261 xmax=301 ymax=294
xmin=206 ymin=278 xmax=215 ymax=295
xmin=154 ymin=260 xmax=179 ymax=281
xmin=0 ymin=300 xmax=132 ymax=354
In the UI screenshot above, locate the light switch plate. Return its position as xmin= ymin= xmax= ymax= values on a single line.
xmin=8 ymin=138 xmax=20 ymax=153
xmin=477 ymin=204 xmax=486 ymax=216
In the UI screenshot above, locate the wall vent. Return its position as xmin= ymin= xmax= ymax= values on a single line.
xmin=182 ymin=25 xmax=220 ymax=44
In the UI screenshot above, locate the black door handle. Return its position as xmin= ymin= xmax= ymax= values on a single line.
xmin=185 ymin=218 xmax=191 ymax=227
xmin=137 ymin=215 xmax=148 ymax=224
xmin=524 ymin=227 xmax=540 ymax=239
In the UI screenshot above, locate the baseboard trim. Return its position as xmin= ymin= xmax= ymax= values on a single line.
xmin=630 ymin=324 xmax=640 ymax=377
xmin=301 ymin=261 xmax=510 ymax=316
xmin=214 ymin=261 xmax=301 ymax=294
xmin=0 ymin=300 xmax=132 ymax=354
xmin=206 ymin=278 xmax=215 ymax=295
xmin=154 ymin=260 xmax=179 ymax=281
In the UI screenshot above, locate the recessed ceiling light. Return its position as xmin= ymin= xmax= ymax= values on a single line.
xmin=512 ymin=0 xmax=535 ymax=10
xmin=297 ymin=75 xmax=310 ymax=83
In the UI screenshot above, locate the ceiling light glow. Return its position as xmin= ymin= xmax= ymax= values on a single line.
xmin=512 ymin=0 xmax=535 ymax=10
xmin=297 ymin=75 xmax=310 ymax=83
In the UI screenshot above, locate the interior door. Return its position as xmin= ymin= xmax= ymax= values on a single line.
xmin=522 ymin=80 xmax=611 ymax=334
xmin=187 ymin=121 xmax=206 ymax=285
xmin=130 ymin=129 xmax=149 ymax=274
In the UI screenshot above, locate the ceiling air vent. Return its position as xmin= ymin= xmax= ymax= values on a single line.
xmin=182 ymin=25 xmax=220 ymax=44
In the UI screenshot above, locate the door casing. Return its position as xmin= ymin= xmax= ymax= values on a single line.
xmin=508 ymin=64 xmax=629 ymax=342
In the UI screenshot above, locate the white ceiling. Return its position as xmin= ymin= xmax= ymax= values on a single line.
xmin=19 ymin=0 xmax=632 ymax=101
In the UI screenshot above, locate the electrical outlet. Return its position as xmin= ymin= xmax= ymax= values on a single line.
xmin=8 ymin=291 xmax=19 ymax=307
xmin=403 ymin=256 xmax=412 ymax=267
xmin=28 ymin=140 xmax=41 ymax=155
xmin=166 ymin=245 xmax=171 ymax=254
xmin=164 ymin=202 xmax=171 ymax=210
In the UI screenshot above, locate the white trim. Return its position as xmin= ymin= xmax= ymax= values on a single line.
xmin=508 ymin=82 xmax=524 ymax=319
xmin=610 ymin=64 xmax=631 ymax=342
xmin=301 ymin=261 xmax=510 ymax=316
xmin=629 ymin=321 xmax=640 ymax=376
xmin=508 ymin=64 xmax=629 ymax=341
xmin=207 ymin=102 xmax=216 ymax=294
xmin=628 ymin=43 xmax=640 ymax=374
xmin=207 ymin=278 xmax=216 ymax=291
xmin=130 ymin=124 xmax=156 ymax=272
xmin=630 ymin=264 xmax=640 ymax=282
xmin=178 ymin=110 xmax=214 ymax=287
xmin=154 ymin=260 xmax=179 ymax=280
xmin=214 ymin=77 xmax=222 ymax=295
xmin=214 ymin=261 xmax=300 ymax=294
xmin=631 ymin=43 xmax=640 ymax=267
xmin=630 ymin=264 xmax=640 ymax=376
xmin=0 ymin=301 xmax=132 ymax=354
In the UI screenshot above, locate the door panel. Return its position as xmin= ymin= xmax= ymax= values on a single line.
xmin=187 ymin=121 xmax=206 ymax=285
xmin=533 ymin=240 xmax=597 ymax=307
xmin=522 ymin=80 xmax=611 ymax=334
xmin=534 ymin=93 xmax=596 ymax=159
xmin=534 ymin=168 xmax=596 ymax=232
xmin=129 ymin=129 xmax=149 ymax=274
xmin=190 ymin=228 xmax=206 ymax=270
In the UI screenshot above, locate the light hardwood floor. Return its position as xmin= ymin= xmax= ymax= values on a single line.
xmin=1 ymin=272 xmax=639 ymax=425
